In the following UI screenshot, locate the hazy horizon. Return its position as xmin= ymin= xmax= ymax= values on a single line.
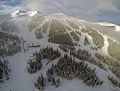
xmin=0 ymin=0 xmax=120 ymax=25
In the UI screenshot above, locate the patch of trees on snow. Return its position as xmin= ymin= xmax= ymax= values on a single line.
xmin=70 ymin=31 xmax=80 ymax=41
xmin=81 ymin=27 xmax=104 ymax=49
xmin=0 ymin=31 xmax=21 ymax=57
xmin=88 ymin=30 xmax=104 ymax=49
xmin=27 ymin=46 xmax=61 ymax=74
xmin=45 ymin=54 xmax=103 ymax=87
xmin=84 ymin=35 xmax=90 ymax=45
xmin=48 ymin=19 xmax=76 ymax=46
xmin=108 ymin=76 xmax=120 ymax=88
xmin=35 ymin=74 xmax=60 ymax=90
xmin=108 ymin=38 xmax=120 ymax=61
xmin=59 ymin=44 xmax=75 ymax=52
xmin=70 ymin=49 xmax=105 ymax=70
xmin=27 ymin=47 xmax=104 ymax=90
xmin=48 ymin=32 xmax=75 ymax=46
xmin=46 ymin=69 xmax=60 ymax=87
xmin=35 ymin=74 xmax=45 ymax=90
xmin=27 ymin=58 xmax=42 ymax=74
xmin=1 ymin=21 xmax=17 ymax=33
xmin=70 ymin=49 xmax=91 ymax=60
xmin=35 ymin=54 xmax=104 ymax=90
xmin=95 ymin=53 xmax=120 ymax=79
xmin=0 ymin=59 xmax=10 ymax=83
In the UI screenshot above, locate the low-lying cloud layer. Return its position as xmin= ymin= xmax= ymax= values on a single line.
xmin=0 ymin=0 xmax=120 ymax=24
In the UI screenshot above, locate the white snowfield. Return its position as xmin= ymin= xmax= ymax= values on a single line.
xmin=11 ymin=10 xmax=20 ymax=17
xmin=27 ymin=11 xmax=39 ymax=17
xmin=11 ymin=10 xmax=39 ymax=18
xmin=97 ymin=22 xmax=120 ymax=32
xmin=0 ymin=12 xmax=120 ymax=91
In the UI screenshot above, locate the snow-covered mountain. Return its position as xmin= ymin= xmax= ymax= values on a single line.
xmin=0 ymin=12 xmax=120 ymax=91
xmin=11 ymin=10 xmax=39 ymax=17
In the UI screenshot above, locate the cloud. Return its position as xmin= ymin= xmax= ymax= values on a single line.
xmin=0 ymin=0 xmax=120 ymax=23
xmin=1 ymin=0 xmax=118 ymax=14
xmin=22 ymin=0 xmax=119 ymax=17
xmin=96 ymin=1 xmax=120 ymax=13
xmin=0 ymin=5 xmax=23 ymax=14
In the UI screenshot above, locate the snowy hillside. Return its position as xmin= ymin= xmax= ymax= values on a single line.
xmin=0 ymin=12 xmax=120 ymax=91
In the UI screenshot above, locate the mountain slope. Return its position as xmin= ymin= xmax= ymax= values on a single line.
xmin=0 ymin=12 xmax=120 ymax=91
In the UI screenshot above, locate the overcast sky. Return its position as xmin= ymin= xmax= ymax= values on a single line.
xmin=0 ymin=0 xmax=120 ymax=24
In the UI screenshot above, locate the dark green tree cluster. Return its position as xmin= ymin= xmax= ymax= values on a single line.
xmin=37 ymin=46 xmax=61 ymax=61
xmin=88 ymin=57 xmax=106 ymax=70
xmin=108 ymin=76 xmax=120 ymax=88
xmin=48 ymin=33 xmax=75 ymax=46
xmin=27 ymin=58 xmax=42 ymax=74
xmin=95 ymin=53 xmax=120 ymax=79
xmin=59 ymin=44 xmax=75 ymax=52
xmin=70 ymin=49 xmax=91 ymax=60
xmin=95 ymin=53 xmax=106 ymax=62
xmin=1 ymin=21 xmax=17 ymax=32
xmin=5 ymin=40 xmax=21 ymax=56
xmin=81 ymin=27 xmax=104 ymax=49
xmin=70 ymin=50 xmax=105 ymax=70
xmin=48 ymin=19 xmax=76 ymax=46
xmin=27 ymin=46 xmax=61 ymax=74
xmin=0 ymin=59 xmax=10 ymax=83
xmin=90 ymin=46 xmax=98 ymax=51
xmin=111 ymin=64 xmax=120 ymax=80
xmin=35 ymin=72 xmax=60 ymax=90
xmin=66 ymin=20 xmax=79 ymax=30
xmin=84 ymin=36 xmax=90 ymax=45
xmin=108 ymin=38 xmax=120 ymax=61
xmin=0 ymin=31 xmax=21 ymax=57
xmin=46 ymin=68 xmax=60 ymax=87
xmin=70 ymin=31 xmax=80 ymax=41
xmin=59 ymin=45 xmax=68 ymax=52
xmin=47 ymin=54 xmax=103 ymax=86
xmin=35 ymin=74 xmax=45 ymax=90
xmin=88 ymin=30 xmax=104 ymax=49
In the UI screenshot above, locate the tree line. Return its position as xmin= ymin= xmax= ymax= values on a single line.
xmin=0 ymin=59 xmax=10 ymax=83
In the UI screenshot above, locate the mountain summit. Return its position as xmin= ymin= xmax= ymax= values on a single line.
xmin=11 ymin=10 xmax=39 ymax=17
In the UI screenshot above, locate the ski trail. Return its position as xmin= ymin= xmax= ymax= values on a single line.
xmin=1 ymin=52 xmax=35 ymax=91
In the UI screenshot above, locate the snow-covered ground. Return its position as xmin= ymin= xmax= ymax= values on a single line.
xmin=97 ymin=22 xmax=120 ymax=32
xmin=11 ymin=10 xmax=39 ymax=18
xmin=0 ymin=52 xmax=115 ymax=91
